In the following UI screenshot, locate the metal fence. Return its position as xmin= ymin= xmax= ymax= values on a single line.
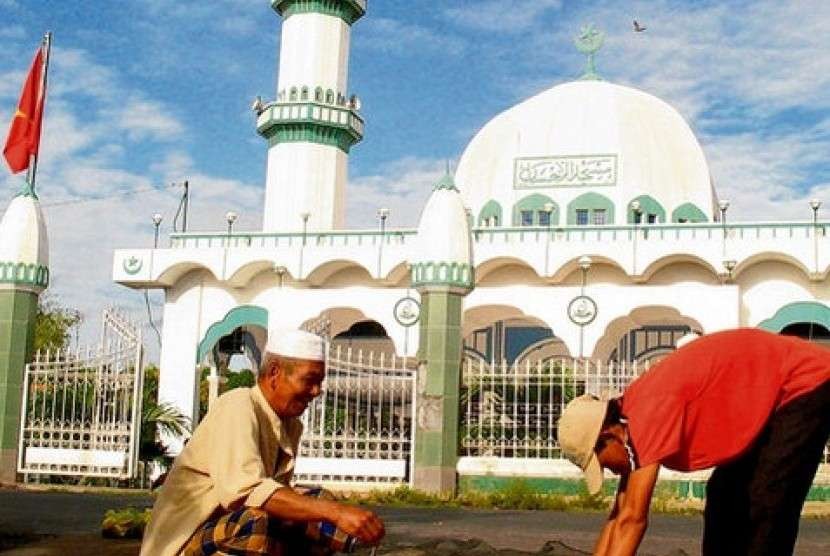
xmin=17 ymin=309 xmax=143 ymax=479
xmin=460 ymin=357 xmax=646 ymax=459
xmin=295 ymin=346 xmax=417 ymax=486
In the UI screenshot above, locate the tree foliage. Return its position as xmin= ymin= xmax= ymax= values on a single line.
xmin=33 ymin=295 xmax=82 ymax=353
xmin=141 ymin=364 xmax=190 ymax=465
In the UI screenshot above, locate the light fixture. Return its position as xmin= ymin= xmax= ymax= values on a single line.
xmin=152 ymin=213 xmax=163 ymax=248
xmin=723 ymin=259 xmax=737 ymax=274
xmin=300 ymin=212 xmax=310 ymax=223
xmin=578 ymin=255 xmax=593 ymax=271
xmin=543 ymin=202 xmax=555 ymax=214
xmin=225 ymin=211 xmax=238 ymax=236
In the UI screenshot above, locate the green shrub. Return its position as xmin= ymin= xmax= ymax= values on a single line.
xmin=101 ymin=507 xmax=152 ymax=539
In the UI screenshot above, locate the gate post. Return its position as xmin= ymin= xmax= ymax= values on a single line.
xmin=0 ymin=192 xmax=49 ymax=483
xmin=410 ymin=173 xmax=474 ymax=496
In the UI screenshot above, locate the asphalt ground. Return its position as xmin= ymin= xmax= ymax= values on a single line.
xmin=0 ymin=488 xmax=827 ymax=555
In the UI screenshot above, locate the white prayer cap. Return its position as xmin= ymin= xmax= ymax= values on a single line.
xmin=265 ymin=329 xmax=326 ymax=362
xmin=675 ymin=332 xmax=701 ymax=349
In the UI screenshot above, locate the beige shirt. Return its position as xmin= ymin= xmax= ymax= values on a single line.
xmin=140 ymin=385 xmax=303 ymax=556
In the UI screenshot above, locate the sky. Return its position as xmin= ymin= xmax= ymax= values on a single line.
xmin=1 ymin=0 xmax=829 ymax=362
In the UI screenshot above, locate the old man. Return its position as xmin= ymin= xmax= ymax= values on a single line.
xmin=141 ymin=329 xmax=385 ymax=555
xmin=558 ymin=328 xmax=829 ymax=556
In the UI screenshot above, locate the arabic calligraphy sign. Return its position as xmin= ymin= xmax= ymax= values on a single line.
xmin=514 ymin=155 xmax=617 ymax=189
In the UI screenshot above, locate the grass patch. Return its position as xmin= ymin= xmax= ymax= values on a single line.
xmin=353 ymin=480 xmax=704 ymax=515
xmin=101 ymin=507 xmax=152 ymax=539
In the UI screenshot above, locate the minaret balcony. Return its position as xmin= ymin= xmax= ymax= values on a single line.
xmin=272 ymin=0 xmax=367 ymax=25
xmin=257 ymin=101 xmax=364 ymax=153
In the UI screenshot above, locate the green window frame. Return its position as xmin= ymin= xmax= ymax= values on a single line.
xmin=671 ymin=202 xmax=708 ymax=223
xmin=627 ymin=195 xmax=666 ymax=224
xmin=478 ymin=200 xmax=503 ymax=227
xmin=512 ymin=194 xmax=559 ymax=226
xmin=567 ymin=192 xmax=615 ymax=225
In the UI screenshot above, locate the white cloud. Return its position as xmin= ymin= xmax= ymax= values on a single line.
xmin=359 ymin=18 xmax=465 ymax=56
xmin=346 ymin=157 xmax=445 ymax=229
xmin=444 ymin=0 xmax=563 ymax=33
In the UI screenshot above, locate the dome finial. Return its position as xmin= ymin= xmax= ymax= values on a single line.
xmin=574 ymin=24 xmax=605 ymax=81
xmin=434 ymin=161 xmax=458 ymax=192
xmin=16 ymin=178 xmax=38 ymax=199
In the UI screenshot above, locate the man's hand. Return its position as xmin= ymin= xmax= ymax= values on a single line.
xmin=333 ymin=504 xmax=385 ymax=545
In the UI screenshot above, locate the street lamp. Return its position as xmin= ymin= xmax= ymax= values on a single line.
xmin=300 ymin=212 xmax=310 ymax=246
xmin=718 ymin=199 xmax=730 ymax=225
xmin=152 ymin=213 xmax=163 ymax=248
xmin=543 ymin=202 xmax=555 ymax=275
xmin=722 ymin=259 xmax=737 ymax=283
xmin=578 ymin=255 xmax=592 ymax=293
xmin=225 ymin=210 xmax=238 ymax=237
xmin=630 ymin=200 xmax=642 ymax=224
xmin=377 ymin=207 xmax=390 ymax=234
xmin=810 ymin=199 xmax=822 ymax=226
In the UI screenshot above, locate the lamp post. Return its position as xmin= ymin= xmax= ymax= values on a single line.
xmin=718 ymin=199 xmax=730 ymax=227
xmin=152 ymin=213 xmax=163 ymax=248
xmin=377 ymin=207 xmax=390 ymax=278
xmin=718 ymin=199 xmax=730 ymax=256
xmin=810 ymin=199 xmax=821 ymax=226
xmin=630 ymin=201 xmax=642 ymax=275
xmin=810 ymin=199 xmax=822 ymax=274
xmin=543 ymin=202 xmax=555 ymax=275
xmin=300 ymin=212 xmax=310 ymax=246
xmin=225 ymin=211 xmax=238 ymax=244
xmin=577 ymin=255 xmax=592 ymax=358
xmin=722 ymin=259 xmax=736 ymax=283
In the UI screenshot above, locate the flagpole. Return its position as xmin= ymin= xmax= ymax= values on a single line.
xmin=25 ymin=31 xmax=51 ymax=194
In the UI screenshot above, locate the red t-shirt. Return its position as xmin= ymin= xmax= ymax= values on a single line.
xmin=621 ymin=328 xmax=830 ymax=471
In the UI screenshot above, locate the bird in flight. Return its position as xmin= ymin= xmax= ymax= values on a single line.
xmin=633 ymin=20 xmax=647 ymax=32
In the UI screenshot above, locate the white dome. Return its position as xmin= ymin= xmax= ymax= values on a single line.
xmin=455 ymin=80 xmax=716 ymax=226
xmin=0 ymin=194 xmax=49 ymax=268
xmin=411 ymin=176 xmax=474 ymax=290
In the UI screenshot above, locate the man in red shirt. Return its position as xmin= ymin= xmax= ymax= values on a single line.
xmin=558 ymin=328 xmax=830 ymax=556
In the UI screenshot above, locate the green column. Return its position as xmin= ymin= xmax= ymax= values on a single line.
xmin=0 ymin=288 xmax=38 ymax=483
xmin=413 ymin=288 xmax=465 ymax=495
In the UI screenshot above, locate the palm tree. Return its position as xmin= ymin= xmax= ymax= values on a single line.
xmin=140 ymin=366 xmax=190 ymax=466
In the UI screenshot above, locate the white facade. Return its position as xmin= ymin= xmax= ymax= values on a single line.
xmin=113 ymin=5 xmax=830 ymax=469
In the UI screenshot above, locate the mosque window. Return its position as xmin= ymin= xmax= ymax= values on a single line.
xmin=326 ymin=89 xmax=335 ymax=104
xmin=492 ymin=215 xmax=499 ymax=226
xmin=315 ymin=87 xmax=324 ymax=102
xmin=521 ymin=210 xmax=534 ymax=227
xmin=593 ymin=210 xmax=607 ymax=225
xmin=576 ymin=209 xmax=589 ymax=226
xmin=633 ymin=212 xmax=643 ymax=224
xmin=538 ymin=210 xmax=550 ymax=227
xmin=647 ymin=213 xmax=657 ymax=224
xmin=290 ymin=87 xmax=298 ymax=101
xmin=301 ymin=87 xmax=309 ymax=101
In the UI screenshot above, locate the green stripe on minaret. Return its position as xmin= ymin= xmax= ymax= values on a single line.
xmin=0 ymin=289 xmax=37 ymax=451
xmin=272 ymin=0 xmax=366 ymax=25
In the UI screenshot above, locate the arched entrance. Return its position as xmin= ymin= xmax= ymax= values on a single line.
xmin=196 ymin=305 xmax=268 ymax=420
xmin=595 ymin=306 xmax=703 ymax=364
xmin=759 ymin=301 xmax=830 ymax=347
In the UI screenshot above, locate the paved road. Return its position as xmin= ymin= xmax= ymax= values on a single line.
xmin=0 ymin=489 xmax=827 ymax=555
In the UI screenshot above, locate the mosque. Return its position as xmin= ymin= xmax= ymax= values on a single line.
xmin=104 ymin=2 xmax=829 ymax=491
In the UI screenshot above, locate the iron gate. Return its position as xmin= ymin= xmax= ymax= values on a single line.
xmin=17 ymin=308 xmax=144 ymax=479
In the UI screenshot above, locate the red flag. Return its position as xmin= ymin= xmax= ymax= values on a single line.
xmin=3 ymin=48 xmax=46 ymax=174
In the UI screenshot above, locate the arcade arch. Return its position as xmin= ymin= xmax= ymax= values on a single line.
xmin=593 ymin=306 xmax=702 ymax=364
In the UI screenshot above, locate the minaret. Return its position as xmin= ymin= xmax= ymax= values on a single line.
xmin=258 ymin=0 xmax=366 ymax=232
xmin=0 ymin=185 xmax=49 ymax=483
xmin=411 ymin=173 xmax=475 ymax=495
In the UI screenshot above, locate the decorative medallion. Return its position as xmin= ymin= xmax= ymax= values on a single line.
xmin=567 ymin=295 xmax=598 ymax=326
xmin=123 ymin=256 xmax=143 ymax=275
xmin=393 ymin=296 xmax=421 ymax=327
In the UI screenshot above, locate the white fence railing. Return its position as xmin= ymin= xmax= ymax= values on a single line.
xmin=295 ymin=347 xmax=417 ymax=486
xmin=17 ymin=309 xmax=143 ymax=479
xmin=460 ymin=357 xmax=647 ymax=459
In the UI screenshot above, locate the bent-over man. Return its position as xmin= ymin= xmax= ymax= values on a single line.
xmin=141 ymin=329 xmax=385 ymax=555
xmin=558 ymin=328 xmax=829 ymax=556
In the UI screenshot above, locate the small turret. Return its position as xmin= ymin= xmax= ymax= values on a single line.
xmin=411 ymin=172 xmax=474 ymax=292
